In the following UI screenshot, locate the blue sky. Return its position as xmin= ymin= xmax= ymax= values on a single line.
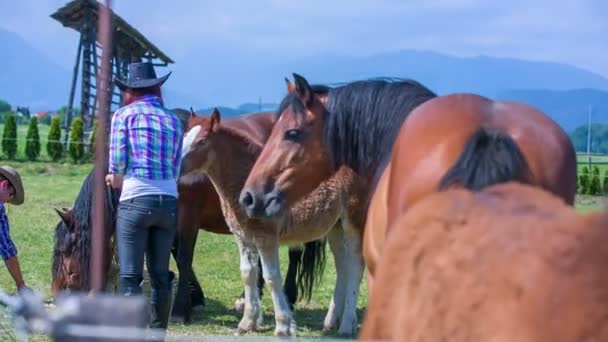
xmin=1 ymin=0 xmax=607 ymax=77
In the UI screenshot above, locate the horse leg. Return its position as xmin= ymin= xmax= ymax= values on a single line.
xmin=235 ymin=235 xmax=263 ymax=333
xmin=258 ymin=239 xmax=296 ymax=336
xmin=234 ymin=256 xmax=265 ymax=313
xmin=171 ymin=225 xmax=200 ymax=324
xmin=284 ymin=246 xmax=303 ymax=310
xmin=323 ymin=225 xmax=347 ymax=332
xmin=337 ymin=221 xmax=365 ymax=336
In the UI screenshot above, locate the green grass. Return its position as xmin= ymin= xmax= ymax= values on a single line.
xmin=0 ymin=161 xmax=604 ymax=340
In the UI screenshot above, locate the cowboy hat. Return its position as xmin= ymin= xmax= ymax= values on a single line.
xmin=0 ymin=165 xmax=24 ymax=205
xmin=113 ymin=62 xmax=171 ymax=91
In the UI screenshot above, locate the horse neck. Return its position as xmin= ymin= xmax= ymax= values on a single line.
xmin=289 ymin=167 xmax=357 ymax=223
xmin=204 ymin=130 xmax=261 ymax=210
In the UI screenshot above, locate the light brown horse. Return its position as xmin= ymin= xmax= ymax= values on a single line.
xmin=180 ymin=109 xmax=334 ymax=336
xmin=240 ymin=74 xmax=437 ymax=335
xmin=363 ymin=93 xmax=577 ymax=290
xmin=359 ymin=182 xmax=608 ymax=341
xmin=171 ymin=167 xmax=320 ymax=323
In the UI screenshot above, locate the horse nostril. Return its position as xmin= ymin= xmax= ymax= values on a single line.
xmin=240 ymin=191 xmax=255 ymax=209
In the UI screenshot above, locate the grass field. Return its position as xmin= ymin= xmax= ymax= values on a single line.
xmin=0 ymin=155 xmax=605 ymax=340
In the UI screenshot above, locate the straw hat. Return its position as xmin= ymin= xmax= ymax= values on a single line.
xmin=0 ymin=166 xmax=24 ymax=205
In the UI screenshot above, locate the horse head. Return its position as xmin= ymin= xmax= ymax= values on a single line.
xmin=51 ymin=207 xmax=83 ymax=294
xmin=240 ymin=74 xmax=332 ymax=220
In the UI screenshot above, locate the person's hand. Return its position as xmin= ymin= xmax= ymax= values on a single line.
xmin=105 ymin=174 xmax=123 ymax=190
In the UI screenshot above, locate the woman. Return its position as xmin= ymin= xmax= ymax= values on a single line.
xmin=106 ymin=62 xmax=183 ymax=330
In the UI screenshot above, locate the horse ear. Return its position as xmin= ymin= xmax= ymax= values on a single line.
xmin=293 ymin=73 xmax=313 ymax=107
xmin=54 ymin=208 xmax=72 ymax=225
xmin=189 ymin=107 xmax=196 ymax=119
xmin=285 ymin=77 xmax=295 ymax=93
xmin=211 ymin=108 xmax=221 ymax=132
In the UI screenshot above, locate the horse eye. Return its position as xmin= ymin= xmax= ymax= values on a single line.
xmin=284 ymin=129 xmax=303 ymax=142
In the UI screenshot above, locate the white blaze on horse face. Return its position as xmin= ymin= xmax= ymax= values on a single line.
xmin=182 ymin=125 xmax=201 ymax=158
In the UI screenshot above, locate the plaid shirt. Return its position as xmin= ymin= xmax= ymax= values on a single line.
xmin=108 ymin=95 xmax=183 ymax=180
xmin=0 ymin=203 xmax=17 ymax=261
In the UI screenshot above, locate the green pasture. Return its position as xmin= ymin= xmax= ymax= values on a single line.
xmin=0 ymin=153 xmax=605 ymax=340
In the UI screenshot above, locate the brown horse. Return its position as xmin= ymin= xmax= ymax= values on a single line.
xmin=171 ymin=167 xmax=322 ymax=323
xmin=359 ymin=182 xmax=608 ymax=341
xmin=181 ymin=107 xmax=364 ymax=336
xmin=363 ymin=93 xmax=577 ymax=290
xmin=240 ymin=74 xmax=437 ymax=335
xmin=180 ymin=109 xmax=330 ymax=336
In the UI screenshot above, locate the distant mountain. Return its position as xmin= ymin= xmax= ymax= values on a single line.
xmin=2 ymin=27 xmax=608 ymax=132
xmin=170 ymin=49 xmax=608 ymax=108
xmin=195 ymin=103 xmax=279 ymax=118
xmin=496 ymin=88 xmax=608 ymax=133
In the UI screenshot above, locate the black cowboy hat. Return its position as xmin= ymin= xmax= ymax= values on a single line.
xmin=114 ymin=62 xmax=171 ymax=91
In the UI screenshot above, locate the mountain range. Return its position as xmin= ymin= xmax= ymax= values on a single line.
xmin=1 ymin=27 xmax=608 ymax=134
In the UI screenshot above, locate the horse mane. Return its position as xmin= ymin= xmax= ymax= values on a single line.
xmin=51 ymin=165 xmax=120 ymax=291
xmin=278 ymin=79 xmax=436 ymax=180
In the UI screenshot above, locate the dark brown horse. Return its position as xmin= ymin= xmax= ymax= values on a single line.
xmin=239 ymin=74 xmax=436 ymax=335
xmin=51 ymin=166 xmax=120 ymax=294
xmin=362 ymin=93 xmax=577 ymax=290
xmin=359 ymin=183 xmax=606 ymax=341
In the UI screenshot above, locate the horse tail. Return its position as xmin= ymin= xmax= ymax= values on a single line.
xmin=439 ymin=127 xmax=531 ymax=191
xmin=297 ymin=238 xmax=327 ymax=303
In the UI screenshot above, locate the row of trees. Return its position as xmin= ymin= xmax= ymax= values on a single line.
xmin=1 ymin=114 xmax=95 ymax=163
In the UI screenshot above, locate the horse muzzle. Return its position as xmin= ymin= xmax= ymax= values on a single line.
xmin=239 ymin=187 xmax=285 ymax=219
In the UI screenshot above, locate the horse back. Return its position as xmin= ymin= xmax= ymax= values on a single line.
xmin=385 ymin=93 xmax=576 ymax=228
xmin=223 ymin=111 xmax=275 ymax=146
xmin=360 ymin=182 xmax=608 ymax=341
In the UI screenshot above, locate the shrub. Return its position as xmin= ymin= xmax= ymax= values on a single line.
xmin=68 ymin=117 xmax=85 ymax=163
xmin=579 ymin=166 xmax=590 ymax=195
xmin=590 ymin=171 xmax=602 ymax=195
xmin=47 ymin=117 xmax=63 ymax=162
xmin=603 ymin=170 xmax=608 ymax=195
xmin=2 ymin=114 xmax=17 ymax=159
xmin=25 ymin=117 xmax=40 ymax=161
xmin=88 ymin=121 xmax=97 ymax=157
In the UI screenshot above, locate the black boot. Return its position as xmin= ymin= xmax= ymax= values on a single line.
xmin=150 ymin=271 xmax=176 ymax=330
xmin=119 ymin=276 xmax=144 ymax=296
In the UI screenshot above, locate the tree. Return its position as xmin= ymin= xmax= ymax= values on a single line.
xmin=2 ymin=114 xmax=17 ymax=159
xmin=603 ymin=169 xmax=608 ymax=195
xmin=25 ymin=117 xmax=40 ymax=161
xmin=589 ymin=167 xmax=602 ymax=195
xmin=47 ymin=117 xmax=63 ymax=162
xmin=0 ymin=99 xmax=10 ymax=113
xmin=68 ymin=117 xmax=85 ymax=163
xmin=579 ymin=166 xmax=590 ymax=195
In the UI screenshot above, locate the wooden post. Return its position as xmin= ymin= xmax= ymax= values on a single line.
xmin=63 ymin=35 xmax=83 ymax=145
xmin=91 ymin=0 xmax=113 ymax=293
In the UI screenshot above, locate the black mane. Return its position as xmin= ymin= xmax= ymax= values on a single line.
xmin=278 ymin=78 xmax=437 ymax=181
xmin=52 ymin=166 xmax=120 ymax=291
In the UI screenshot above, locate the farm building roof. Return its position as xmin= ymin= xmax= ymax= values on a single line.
xmin=51 ymin=0 xmax=174 ymax=65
